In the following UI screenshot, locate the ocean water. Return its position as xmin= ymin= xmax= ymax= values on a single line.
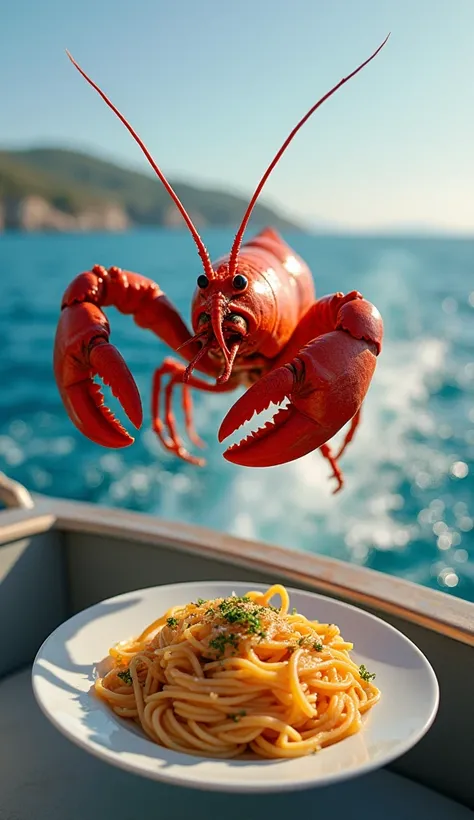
xmin=0 ymin=229 xmax=473 ymax=601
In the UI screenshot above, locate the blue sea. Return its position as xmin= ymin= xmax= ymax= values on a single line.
xmin=0 ymin=229 xmax=473 ymax=601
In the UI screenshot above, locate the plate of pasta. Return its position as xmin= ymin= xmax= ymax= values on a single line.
xmin=32 ymin=581 xmax=439 ymax=792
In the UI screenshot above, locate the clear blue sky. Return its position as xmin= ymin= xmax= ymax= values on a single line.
xmin=2 ymin=0 xmax=473 ymax=232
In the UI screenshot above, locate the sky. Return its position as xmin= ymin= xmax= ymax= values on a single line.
xmin=1 ymin=0 xmax=474 ymax=233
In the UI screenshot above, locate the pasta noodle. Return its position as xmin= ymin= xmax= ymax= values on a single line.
xmin=95 ymin=584 xmax=380 ymax=759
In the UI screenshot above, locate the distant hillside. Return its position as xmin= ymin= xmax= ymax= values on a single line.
xmin=0 ymin=147 xmax=300 ymax=233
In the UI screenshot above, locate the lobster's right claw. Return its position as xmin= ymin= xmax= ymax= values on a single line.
xmin=218 ymin=331 xmax=377 ymax=467
xmin=54 ymin=302 xmax=143 ymax=447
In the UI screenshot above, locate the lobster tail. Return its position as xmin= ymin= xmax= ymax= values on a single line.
xmin=228 ymin=34 xmax=390 ymax=276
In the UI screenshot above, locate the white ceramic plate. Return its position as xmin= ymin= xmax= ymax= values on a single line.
xmin=32 ymin=581 xmax=439 ymax=793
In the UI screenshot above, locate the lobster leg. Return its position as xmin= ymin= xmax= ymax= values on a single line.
xmin=152 ymin=357 xmax=237 ymax=466
xmin=54 ymin=265 xmax=221 ymax=448
xmin=320 ymin=443 xmax=344 ymax=493
xmin=334 ymin=408 xmax=362 ymax=461
xmin=218 ymin=291 xmax=383 ymax=485
xmin=316 ymin=409 xmax=362 ymax=492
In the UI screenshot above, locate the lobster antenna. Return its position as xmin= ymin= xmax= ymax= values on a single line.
xmin=228 ymin=34 xmax=390 ymax=276
xmin=65 ymin=51 xmax=214 ymax=279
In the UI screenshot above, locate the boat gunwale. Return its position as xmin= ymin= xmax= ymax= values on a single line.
xmin=1 ymin=494 xmax=473 ymax=647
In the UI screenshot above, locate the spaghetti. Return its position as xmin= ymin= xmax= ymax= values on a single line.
xmin=95 ymin=584 xmax=380 ymax=758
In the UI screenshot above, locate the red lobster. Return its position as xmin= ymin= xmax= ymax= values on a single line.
xmin=54 ymin=36 xmax=388 ymax=492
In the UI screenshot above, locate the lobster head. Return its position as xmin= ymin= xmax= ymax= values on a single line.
xmin=188 ymin=261 xmax=270 ymax=385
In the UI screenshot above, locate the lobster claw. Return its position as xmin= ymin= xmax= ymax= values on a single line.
xmin=54 ymin=302 xmax=143 ymax=447
xmin=218 ymin=331 xmax=377 ymax=467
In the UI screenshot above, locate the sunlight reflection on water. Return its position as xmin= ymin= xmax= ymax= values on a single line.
xmin=0 ymin=230 xmax=473 ymax=600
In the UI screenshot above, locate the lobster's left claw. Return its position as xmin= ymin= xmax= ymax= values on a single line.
xmin=54 ymin=302 xmax=143 ymax=448
xmin=218 ymin=331 xmax=377 ymax=467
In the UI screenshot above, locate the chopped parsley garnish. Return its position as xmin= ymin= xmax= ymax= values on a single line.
xmin=295 ymin=635 xmax=322 ymax=651
xmin=228 ymin=710 xmax=246 ymax=722
xmin=291 ymin=607 xmax=297 ymax=615
xmin=217 ymin=598 xmax=264 ymax=635
xmin=199 ymin=596 xmax=285 ymax=658
xmin=117 ymin=669 xmax=132 ymax=685
xmin=359 ymin=664 xmax=376 ymax=682
xmin=209 ymin=633 xmax=240 ymax=656
xmin=166 ymin=617 xmax=179 ymax=628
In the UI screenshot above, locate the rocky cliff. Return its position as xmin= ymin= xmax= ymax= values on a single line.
xmin=0 ymin=148 xmax=300 ymax=233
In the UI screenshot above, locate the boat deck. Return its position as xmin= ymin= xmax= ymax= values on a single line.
xmin=1 ymin=492 xmax=473 ymax=817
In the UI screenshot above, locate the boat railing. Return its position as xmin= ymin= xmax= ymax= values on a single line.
xmin=0 ymin=472 xmax=35 ymax=510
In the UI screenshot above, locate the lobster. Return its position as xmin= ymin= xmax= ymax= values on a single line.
xmin=54 ymin=35 xmax=388 ymax=493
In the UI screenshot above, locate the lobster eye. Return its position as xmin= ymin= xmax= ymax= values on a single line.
xmin=197 ymin=274 xmax=209 ymax=289
xmin=232 ymin=274 xmax=248 ymax=291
